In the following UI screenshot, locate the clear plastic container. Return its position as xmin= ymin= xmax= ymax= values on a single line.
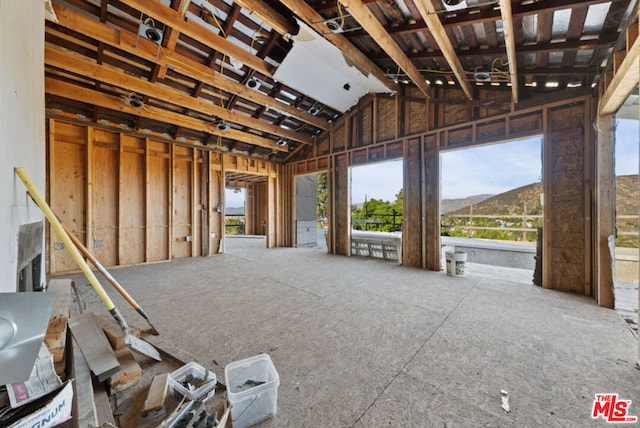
xmin=225 ymin=354 xmax=279 ymax=428
xmin=168 ymin=362 xmax=217 ymax=402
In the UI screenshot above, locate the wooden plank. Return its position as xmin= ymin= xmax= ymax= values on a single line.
xmin=413 ymin=0 xmax=473 ymax=99
xmin=600 ymin=25 xmax=640 ymax=114
xmin=142 ymin=373 xmax=169 ymax=416
xmin=93 ymin=142 xmax=119 ymax=267
xmin=192 ymin=149 xmax=198 ymax=256
xmin=232 ymin=0 xmax=297 ymax=37
xmin=48 ymin=119 xmax=56 ymax=274
xmin=86 ymin=127 xmax=94 ymax=255
xmin=119 ymin=136 xmax=146 ymax=265
xmin=107 ymin=346 xmax=142 ymax=394
xmin=147 ymin=141 xmax=171 ymax=261
xmin=44 ymin=278 xmax=72 ymax=378
xmin=51 ymin=135 xmax=86 ymax=273
xmin=499 ymin=0 xmax=518 ymax=103
xmin=173 ymin=150 xmax=192 ymax=259
xmin=93 ymin=377 xmax=116 ymax=426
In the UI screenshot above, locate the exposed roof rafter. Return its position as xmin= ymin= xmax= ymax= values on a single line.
xmin=337 ymin=0 xmax=428 ymax=96
xmin=413 ymin=0 xmax=473 ymax=99
xmin=499 ymin=0 xmax=518 ymax=103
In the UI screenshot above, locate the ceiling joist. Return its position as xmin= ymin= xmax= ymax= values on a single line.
xmin=413 ymin=0 xmax=473 ymax=100
xmin=232 ymin=0 xmax=298 ymax=37
xmin=498 ymin=0 xmax=518 ymax=103
xmin=45 ymin=46 xmax=313 ymax=145
xmin=117 ymin=0 xmax=274 ymax=77
xmin=46 ymin=77 xmax=288 ymax=152
xmin=50 ymin=3 xmax=328 ymax=131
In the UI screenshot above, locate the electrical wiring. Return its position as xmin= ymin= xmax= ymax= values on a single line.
xmin=337 ymin=0 xmax=346 ymax=28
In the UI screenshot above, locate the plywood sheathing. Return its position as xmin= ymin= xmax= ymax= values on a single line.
xmin=46 ymin=119 xmax=260 ymax=272
xmin=403 ymin=137 xmax=423 ymax=268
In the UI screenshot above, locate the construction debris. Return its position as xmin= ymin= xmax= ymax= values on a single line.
xmin=69 ymin=312 xmax=121 ymax=382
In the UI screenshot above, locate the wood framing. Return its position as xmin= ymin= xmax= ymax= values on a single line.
xmin=46 ymin=118 xmax=279 ymax=273
xmin=289 ymin=93 xmax=598 ymax=298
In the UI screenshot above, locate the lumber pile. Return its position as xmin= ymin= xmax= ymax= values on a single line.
xmin=1 ymin=278 xmax=230 ymax=427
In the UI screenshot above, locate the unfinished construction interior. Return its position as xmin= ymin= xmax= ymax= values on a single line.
xmin=2 ymin=0 xmax=640 ymax=426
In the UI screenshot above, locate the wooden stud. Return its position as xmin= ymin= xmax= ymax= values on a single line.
xmin=48 ymin=119 xmax=57 ymax=273
xmin=86 ymin=127 xmax=94 ymax=254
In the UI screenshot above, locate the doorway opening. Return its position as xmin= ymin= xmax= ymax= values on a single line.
xmin=350 ymin=159 xmax=403 ymax=261
xmin=613 ymin=88 xmax=639 ymax=328
xmin=294 ymin=171 xmax=328 ymax=249
xmin=440 ymin=137 xmax=543 ymax=283
xmin=224 ymin=172 xmax=268 ymax=252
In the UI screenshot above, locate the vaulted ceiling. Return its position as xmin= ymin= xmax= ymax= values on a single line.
xmin=45 ymin=0 xmax=637 ymax=162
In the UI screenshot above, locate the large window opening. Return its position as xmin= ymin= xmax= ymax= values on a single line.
xmin=350 ymin=159 xmax=403 ymax=261
xmin=440 ymin=137 xmax=543 ymax=281
xmin=614 ymin=89 xmax=639 ymax=327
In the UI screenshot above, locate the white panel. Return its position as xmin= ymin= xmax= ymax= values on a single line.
xmin=273 ymin=20 xmax=393 ymax=113
xmin=0 ymin=0 xmax=46 ymax=291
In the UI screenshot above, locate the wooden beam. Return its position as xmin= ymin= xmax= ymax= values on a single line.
xmin=45 ymin=78 xmax=288 ymax=152
xmin=279 ymin=0 xmax=397 ymax=93
xmin=157 ymin=0 xmax=190 ymax=79
xmin=600 ymin=28 xmax=640 ymax=114
xmin=337 ymin=0 xmax=427 ymax=96
xmin=499 ymin=0 xmax=518 ymax=103
xmin=51 ymin=4 xmax=328 ymax=130
xmin=413 ymin=0 xmax=473 ymax=100
xmin=118 ymin=0 xmax=274 ymax=77
xmin=45 ymin=46 xmax=312 ymax=146
xmin=232 ymin=0 xmax=298 ymax=37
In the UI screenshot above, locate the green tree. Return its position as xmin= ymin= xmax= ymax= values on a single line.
xmin=317 ymin=172 xmax=328 ymax=227
xmin=351 ymin=189 xmax=403 ymax=232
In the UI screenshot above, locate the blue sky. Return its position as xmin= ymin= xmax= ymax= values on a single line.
xmin=226 ymin=121 xmax=639 ymax=207
xmin=352 ymin=137 xmax=543 ymax=202
xmin=616 ymin=118 xmax=639 ymax=177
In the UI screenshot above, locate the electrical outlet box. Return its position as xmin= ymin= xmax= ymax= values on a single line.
xmin=185 ymin=235 xmax=192 ymax=242
xmin=94 ymin=240 xmax=103 ymax=248
xmin=54 ymin=242 xmax=64 ymax=251
xmin=210 ymin=232 xmax=216 ymax=239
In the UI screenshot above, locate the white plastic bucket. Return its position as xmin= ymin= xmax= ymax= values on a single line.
xmin=445 ymin=251 xmax=467 ymax=277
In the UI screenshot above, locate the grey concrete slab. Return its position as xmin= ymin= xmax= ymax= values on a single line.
xmin=56 ymin=237 xmax=640 ymax=427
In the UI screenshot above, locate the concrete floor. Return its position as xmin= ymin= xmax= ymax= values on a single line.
xmin=61 ymin=236 xmax=640 ymax=427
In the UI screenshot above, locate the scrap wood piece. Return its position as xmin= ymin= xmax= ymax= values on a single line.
xmin=45 ymin=279 xmax=73 ymax=379
xmin=68 ymin=312 xmax=120 ymax=382
xmin=92 ymin=377 xmax=116 ymax=427
xmin=95 ymin=312 xmax=142 ymax=351
xmin=142 ymin=373 xmax=169 ymax=416
xmin=107 ymin=347 xmax=142 ymax=395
